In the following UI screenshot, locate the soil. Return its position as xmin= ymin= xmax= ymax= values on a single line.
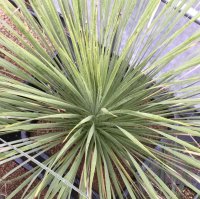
xmin=0 ymin=3 xmax=198 ymax=199
xmin=182 ymin=188 xmax=196 ymax=199
xmin=0 ymin=162 xmax=47 ymax=199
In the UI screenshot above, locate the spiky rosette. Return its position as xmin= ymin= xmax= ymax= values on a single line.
xmin=0 ymin=0 xmax=200 ymax=198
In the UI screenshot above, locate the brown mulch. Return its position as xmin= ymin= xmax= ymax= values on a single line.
xmin=0 ymin=161 xmax=48 ymax=199
xmin=182 ymin=188 xmax=196 ymax=199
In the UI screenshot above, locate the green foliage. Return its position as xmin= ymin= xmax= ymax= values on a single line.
xmin=0 ymin=0 xmax=200 ymax=198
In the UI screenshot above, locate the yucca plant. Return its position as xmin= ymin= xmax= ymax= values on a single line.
xmin=0 ymin=0 xmax=200 ymax=198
